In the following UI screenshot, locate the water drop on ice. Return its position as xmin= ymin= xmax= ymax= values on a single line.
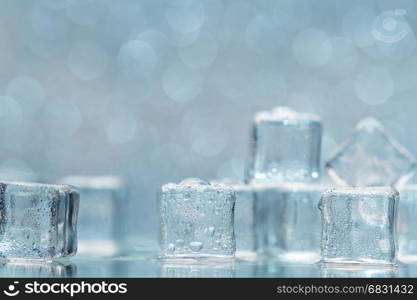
xmin=189 ymin=241 xmax=203 ymax=252
xmin=167 ymin=243 xmax=176 ymax=252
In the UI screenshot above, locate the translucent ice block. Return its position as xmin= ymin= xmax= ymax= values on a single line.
xmin=320 ymin=187 xmax=398 ymax=265
xmin=212 ymin=179 xmax=255 ymax=258
xmin=396 ymin=184 xmax=417 ymax=263
xmin=254 ymin=182 xmax=325 ymax=263
xmin=250 ymin=106 xmax=322 ymax=183
xmin=159 ymin=178 xmax=235 ymax=259
xmin=326 ymin=118 xmax=415 ymax=186
xmin=58 ymin=175 xmax=127 ymax=256
xmin=0 ymin=181 xmax=79 ymax=261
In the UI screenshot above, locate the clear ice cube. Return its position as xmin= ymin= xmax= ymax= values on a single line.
xmin=250 ymin=106 xmax=322 ymax=183
xmin=320 ymin=187 xmax=398 ymax=264
xmin=254 ymin=182 xmax=325 ymax=263
xmin=159 ymin=178 xmax=235 ymax=259
xmin=326 ymin=118 xmax=415 ymax=186
xmin=396 ymin=184 xmax=417 ymax=263
xmin=0 ymin=181 xmax=79 ymax=261
xmin=213 ymin=179 xmax=256 ymax=258
xmin=58 ymin=175 xmax=127 ymax=256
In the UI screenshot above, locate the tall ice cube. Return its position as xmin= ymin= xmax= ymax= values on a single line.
xmin=326 ymin=118 xmax=415 ymax=186
xmin=254 ymin=183 xmax=324 ymax=263
xmin=159 ymin=178 xmax=235 ymax=259
xmin=396 ymin=182 xmax=417 ymax=263
xmin=0 ymin=181 xmax=79 ymax=261
xmin=320 ymin=187 xmax=398 ymax=265
xmin=213 ymin=179 xmax=256 ymax=258
xmin=58 ymin=175 xmax=127 ymax=256
xmin=250 ymin=107 xmax=322 ymax=183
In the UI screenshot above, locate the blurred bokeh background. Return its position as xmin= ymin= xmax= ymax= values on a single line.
xmin=1 ymin=0 xmax=417 ymax=247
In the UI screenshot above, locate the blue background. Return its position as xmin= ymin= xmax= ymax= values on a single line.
xmin=1 ymin=0 xmax=416 ymax=246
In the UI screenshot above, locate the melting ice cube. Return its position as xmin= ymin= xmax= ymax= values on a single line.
xmin=326 ymin=117 xmax=415 ymax=186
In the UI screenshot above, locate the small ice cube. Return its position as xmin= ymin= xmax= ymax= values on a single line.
xmin=326 ymin=118 xmax=415 ymax=186
xmin=320 ymin=187 xmax=398 ymax=265
xmin=0 ymin=181 xmax=79 ymax=261
xmin=213 ymin=179 xmax=256 ymax=259
xmin=254 ymin=182 xmax=325 ymax=263
xmin=159 ymin=178 xmax=235 ymax=259
xmin=250 ymin=106 xmax=322 ymax=183
xmin=58 ymin=175 xmax=127 ymax=256
xmin=395 ymin=183 xmax=417 ymax=263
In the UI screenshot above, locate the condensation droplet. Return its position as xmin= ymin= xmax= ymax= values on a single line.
xmin=189 ymin=241 xmax=203 ymax=252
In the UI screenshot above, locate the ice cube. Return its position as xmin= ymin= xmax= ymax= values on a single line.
xmin=320 ymin=187 xmax=398 ymax=264
xmin=213 ymin=179 xmax=256 ymax=259
xmin=159 ymin=178 xmax=235 ymax=259
xmin=58 ymin=175 xmax=127 ymax=256
xmin=254 ymin=182 xmax=325 ymax=263
xmin=326 ymin=118 xmax=415 ymax=186
xmin=395 ymin=184 xmax=417 ymax=263
xmin=250 ymin=106 xmax=322 ymax=183
xmin=160 ymin=260 xmax=235 ymax=278
xmin=0 ymin=181 xmax=79 ymax=261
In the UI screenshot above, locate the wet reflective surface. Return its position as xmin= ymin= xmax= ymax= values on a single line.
xmin=1 ymin=243 xmax=416 ymax=278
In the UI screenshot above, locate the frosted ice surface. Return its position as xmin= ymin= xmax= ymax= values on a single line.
xmin=320 ymin=187 xmax=398 ymax=264
xmin=254 ymin=106 xmax=321 ymax=123
xmin=250 ymin=106 xmax=322 ymax=183
xmin=326 ymin=118 xmax=415 ymax=186
xmin=58 ymin=175 xmax=127 ymax=256
xmin=254 ymin=182 xmax=325 ymax=263
xmin=213 ymin=179 xmax=255 ymax=258
xmin=160 ymin=178 xmax=235 ymax=258
xmin=0 ymin=181 xmax=79 ymax=261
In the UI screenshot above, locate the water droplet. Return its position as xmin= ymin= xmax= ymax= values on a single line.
xmin=167 ymin=243 xmax=175 ymax=252
xmin=189 ymin=241 xmax=203 ymax=252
